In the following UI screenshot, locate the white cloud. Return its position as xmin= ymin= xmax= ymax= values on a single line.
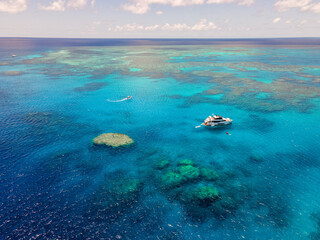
xmin=122 ymin=0 xmax=254 ymax=14
xmin=113 ymin=23 xmax=160 ymax=31
xmin=156 ymin=10 xmax=163 ymax=14
xmin=302 ymin=2 xmax=320 ymax=13
xmin=191 ymin=18 xmax=218 ymax=30
xmin=207 ymin=0 xmax=254 ymax=5
xmin=162 ymin=18 xmax=218 ymax=31
xmin=275 ymin=0 xmax=320 ymax=13
xmin=162 ymin=23 xmax=190 ymax=31
xmin=67 ymin=0 xmax=89 ymax=9
xmin=295 ymin=19 xmax=308 ymax=28
xmin=39 ymin=0 xmax=66 ymax=11
xmin=206 ymin=0 xmax=234 ymax=3
xmin=275 ymin=0 xmax=311 ymax=11
xmin=122 ymin=1 xmax=150 ymax=14
xmin=145 ymin=24 xmax=160 ymax=30
xmin=273 ymin=17 xmax=281 ymax=23
xmin=90 ymin=0 xmax=95 ymax=7
xmin=39 ymin=0 xmax=92 ymax=11
xmin=109 ymin=19 xmax=218 ymax=32
xmin=238 ymin=0 xmax=254 ymax=6
xmin=0 ymin=0 xmax=27 ymax=13
xmin=285 ymin=20 xmax=291 ymax=23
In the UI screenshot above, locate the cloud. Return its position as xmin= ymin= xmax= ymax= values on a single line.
xmin=39 ymin=0 xmax=92 ymax=11
xmin=122 ymin=0 xmax=205 ymax=14
xmin=191 ymin=18 xmax=218 ymax=30
xmin=112 ymin=23 xmax=160 ymax=32
xmin=156 ymin=10 xmax=163 ymax=14
xmin=39 ymin=0 xmax=66 ymax=11
xmin=238 ymin=0 xmax=254 ymax=6
xmin=275 ymin=0 xmax=311 ymax=11
xmin=122 ymin=0 xmax=254 ymax=14
xmin=145 ymin=24 xmax=160 ymax=30
xmin=67 ymin=0 xmax=89 ymax=9
xmin=161 ymin=19 xmax=218 ymax=31
xmin=302 ymin=2 xmax=320 ymax=13
xmin=275 ymin=0 xmax=320 ymax=13
xmin=207 ymin=0 xmax=254 ymax=5
xmin=162 ymin=19 xmax=218 ymax=31
xmin=110 ymin=19 xmax=218 ymax=32
xmin=295 ymin=19 xmax=308 ymax=28
xmin=273 ymin=17 xmax=281 ymax=23
xmin=122 ymin=1 xmax=150 ymax=14
xmin=162 ymin=23 xmax=190 ymax=31
xmin=0 ymin=0 xmax=27 ymax=13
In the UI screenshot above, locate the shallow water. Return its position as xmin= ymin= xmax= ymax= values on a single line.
xmin=1 ymin=38 xmax=320 ymax=239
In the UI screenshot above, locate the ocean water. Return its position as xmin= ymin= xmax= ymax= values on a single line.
xmin=1 ymin=38 xmax=320 ymax=239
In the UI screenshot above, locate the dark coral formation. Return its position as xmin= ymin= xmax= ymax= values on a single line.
xmin=94 ymin=173 xmax=143 ymax=210
xmin=1 ymin=71 xmax=22 ymax=76
xmin=151 ymin=158 xmax=247 ymax=222
xmin=309 ymin=212 xmax=320 ymax=239
xmin=153 ymin=159 xmax=170 ymax=170
xmin=73 ymin=82 xmax=108 ymax=92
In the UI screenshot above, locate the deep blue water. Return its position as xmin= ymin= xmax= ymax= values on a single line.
xmin=1 ymin=38 xmax=320 ymax=239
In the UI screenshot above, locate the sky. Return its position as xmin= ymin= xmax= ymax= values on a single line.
xmin=0 ymin=0 xmax=320 ymax=38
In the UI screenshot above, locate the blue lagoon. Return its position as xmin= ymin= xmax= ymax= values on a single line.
xmin=1 ymin=38 xmax=320 ymax=239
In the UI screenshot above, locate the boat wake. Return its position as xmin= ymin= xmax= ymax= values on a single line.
xmin=106 ymin=96 xmax=132 ymax=102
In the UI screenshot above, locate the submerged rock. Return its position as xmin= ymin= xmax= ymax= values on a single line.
xmin=177 ymin=159 xmax=195 ymax=166
xmin=179 ymin=185 xmax=221 ymax=221
xmin=93 ymin=133 xmax=134 ymax=148
xmin=192 ymin=186 xmax=219 ymax=203
xmin=73 ymin=82 xmax=107 ymax=92
xmin=161 ymin=171 xmax=184 ymax=189
xmin=178 ymin=165 xmax=200 ymax=181
xmin=2 ymin=71 xmax=22 ymax=76
xmin=154 ymin=159 xmax=170 ymax=170
xmin=249 ymin=155 xmax=263 ymax=164
xmin=112 ymin=178 xmax=142 ymax=201
xmin=200 ymin=167 xmax=219 ymax=181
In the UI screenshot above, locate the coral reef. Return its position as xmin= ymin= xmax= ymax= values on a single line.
xmin=93 ymin=133 xmax=134 ymax=148
xmin=112 ymin=178 xmax=142 ymax=201
xmin=178 ymin=165 xmax=200 ymax=181
xmin=153 ymin=159 xmax=170 ymax=170
xmin=190 ymin=185 xmax=219 ymax=204
xmin=309 ymin=212 xmax=320 ymax=239
xmin=177 ymin=159 xmax=195 ymax=166
xmin=200 ymin=167 xmax=219 ymax=181
xmin=73 ymin=82 xmax=107 ymax=92
xmin=23 ymin=45 xmax=320 ymax=113
xmin=149 ymin=157 xmax=247 ymax=222
xmin=95 ymin=173 xmax=144 ymax=210
xmin=2 ymin=71 xmax=21 ymax=76
xmin=161 ymin=171 xmax=184 ymax=189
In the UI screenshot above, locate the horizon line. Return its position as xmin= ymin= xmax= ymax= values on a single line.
xmin=1 ymin=37 xmax=320 ymax=40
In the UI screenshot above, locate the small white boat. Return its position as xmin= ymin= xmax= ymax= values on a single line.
xmin=203 ymin=114 xmax=232 ymax=127
xmin=11 ymin=54 xmax=16 ymax=57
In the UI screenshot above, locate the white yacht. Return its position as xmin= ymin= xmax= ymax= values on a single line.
xmin=203 ymin=114 xmax=232 ymax=127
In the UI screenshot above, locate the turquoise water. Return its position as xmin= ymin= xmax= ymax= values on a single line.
xmin=1 ymin=39 xmax=320 ymax=239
